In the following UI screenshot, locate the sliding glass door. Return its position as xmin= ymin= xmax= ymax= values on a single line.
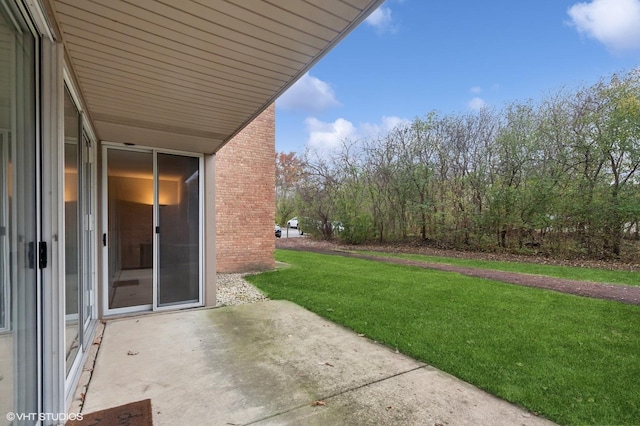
xmin=0 ymin=131 xmax=8 ymax=334
xmin=104 ymin=147 xmax=202 ymax=315
xmin=157 ymin=154 xmax=201 ymax=307
xmin=64 ymin=87 xmax=97 ymax=379
xmin=0 ymin=2 xmax=39 ymax=422
xmin=63 ymin=88 xmax=80 ymax=376
xmin=105 ymin=149 xmax=154 ymax=311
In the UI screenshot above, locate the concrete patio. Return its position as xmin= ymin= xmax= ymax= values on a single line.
xmin=75 ymin=301 xmax=556 ymax=425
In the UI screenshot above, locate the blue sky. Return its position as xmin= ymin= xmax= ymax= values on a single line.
xmin=275 ymin=0 xmax=640 ymax=154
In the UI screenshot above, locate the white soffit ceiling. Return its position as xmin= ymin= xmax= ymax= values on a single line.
xmin=50 ymin=0 xmax=384 ymax=153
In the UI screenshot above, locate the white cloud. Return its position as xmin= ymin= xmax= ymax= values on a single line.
xmin=468 ymin=97 xmax=487 ymax=111
xmin=305 ymin=117 xmax=357 ymax=152
xmin=304 ymin=115 xmax=410 ymax=154
xmin=277 ymin=73 xmax=341 ymax=114
xmin=470 ymin=86 xmax=482 ymax=94
xmin=361 ymin=115 xmax=411 ymax=138
xmin=365 ymin=6 xmax=396 ymax=33
xmin=568 ymin=0 xmax=640 ymax=52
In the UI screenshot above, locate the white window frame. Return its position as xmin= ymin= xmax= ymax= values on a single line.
xmin=61 ymin=74 xmax=99 ymax=407
xmin=0 ymin=130 xmax=9 ymax=334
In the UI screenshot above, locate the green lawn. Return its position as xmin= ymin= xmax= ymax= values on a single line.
xmin=246 ymin=249 xmax=640 ymax=425
xmin=353 ymin=250 xmax=640 ymax=286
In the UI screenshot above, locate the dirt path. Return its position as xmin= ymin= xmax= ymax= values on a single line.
xmin=277 ymin=238 xmax=640 ymax=305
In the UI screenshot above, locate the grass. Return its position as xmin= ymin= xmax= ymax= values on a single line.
xmin=246 ymin=249 xmax=640 ymax=425
xmin=352 ymin=250 xmax=640 ymax=286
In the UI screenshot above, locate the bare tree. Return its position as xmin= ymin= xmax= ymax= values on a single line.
xmin=275 ymin=151 xmax=305 ymax=225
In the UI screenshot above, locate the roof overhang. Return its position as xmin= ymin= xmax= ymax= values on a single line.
xmin=45 ymin=0 xmax=384 ymax=153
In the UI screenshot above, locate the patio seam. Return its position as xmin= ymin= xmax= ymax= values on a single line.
xmin=241 ymin=364 xmax=428 ymax=425
xmin=71 ymin=320 xmax=107 ymax=414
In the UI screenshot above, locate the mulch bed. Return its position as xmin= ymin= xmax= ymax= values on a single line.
xmin=277 ymin=238 xmax=640 ymax=306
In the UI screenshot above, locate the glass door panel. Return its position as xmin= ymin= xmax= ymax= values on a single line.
xmin=156 ymin=154 xmax=200 ymax=307
xmin=64 ymin=90 xmax=97 ymax=383
xmin=106 ymin=149 xmax=154 ymax=310
xmin=63 ymin=88 xmax=80 ymax=375
xmin=0 ymin=1 xmax=39 ymax=422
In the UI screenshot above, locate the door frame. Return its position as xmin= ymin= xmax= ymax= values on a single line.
xmin=0 ymin=130 xmax=9 ymax=333
xmin=80 ymin=128 xmax=97 ymax=347
xmin=2 ymin=0 xmax=47 ymax=417
xmin=101 ymin=143 xmax=204 ymax=316
xmin=62 ymin=78 xmax=99 ymax=399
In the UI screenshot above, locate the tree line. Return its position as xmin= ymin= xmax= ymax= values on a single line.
xmin=277 ymin=69 xmax=640 ymax=259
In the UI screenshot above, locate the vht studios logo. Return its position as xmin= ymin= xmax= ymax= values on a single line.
xmin=6 ymin=412 xmax=84 ymax=422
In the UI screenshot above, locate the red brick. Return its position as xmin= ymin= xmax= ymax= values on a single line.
xmin=215 ymin=104 xmax=275 ymax=273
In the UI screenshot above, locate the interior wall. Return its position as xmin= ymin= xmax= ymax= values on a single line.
xmin=116 ymin=200 xmax=153 ymax=270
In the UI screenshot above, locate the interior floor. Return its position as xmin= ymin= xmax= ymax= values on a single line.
xmin=109 ymin=269 xmax=153 ymax=309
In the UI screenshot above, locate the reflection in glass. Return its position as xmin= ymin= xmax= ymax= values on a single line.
xmin=157 ymin=154 xmax=200 ymax=306
xmin=64 ymin=88 xmax=80 ymax=375
xmin=107 ymin=149 xmax=154 ymax=309
xmin=1 ymin=2 xmax=39 ymax=423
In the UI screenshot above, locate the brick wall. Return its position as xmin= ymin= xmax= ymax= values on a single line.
xmin=215 ymin=104 xmax=275 ymax=273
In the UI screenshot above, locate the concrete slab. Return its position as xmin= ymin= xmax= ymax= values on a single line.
xmin=81 ymin=301 xmax=555 ymax=425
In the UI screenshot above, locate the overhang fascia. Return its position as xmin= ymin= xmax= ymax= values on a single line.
xmin=221 ymin=0 xmax=387 ymax=148
xmin=45 ymin=0 xmax=386 ymax=154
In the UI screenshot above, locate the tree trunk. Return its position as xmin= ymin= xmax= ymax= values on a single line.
xmin=500 ymin=227 xmax=507 ymax=248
